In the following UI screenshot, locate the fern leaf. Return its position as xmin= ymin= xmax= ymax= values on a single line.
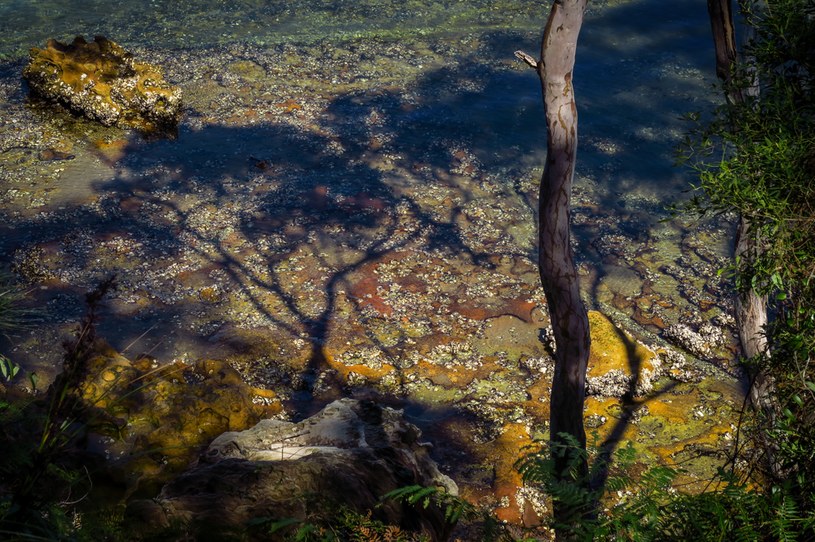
xmin=383 ymin=485 xmax=424 ymax=502
xmin=405 ymin=486 xmax=439 ymax=506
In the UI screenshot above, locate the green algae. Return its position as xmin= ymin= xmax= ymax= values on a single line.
xmin=407 ymin=382 xmax=466 ymax=405
xmin=467 ymin=371 xmax=529 ymax=404
xmin=226 ymin=60 xmax=265 ymax=79
xmin=473 ymin=315 xmax=546 ymax=360
xmin=0 ymin=0 xmax=636 ymax=61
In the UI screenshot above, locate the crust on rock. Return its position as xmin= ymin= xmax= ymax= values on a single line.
xmin=23 ymin=35 xmax=182 ymax=131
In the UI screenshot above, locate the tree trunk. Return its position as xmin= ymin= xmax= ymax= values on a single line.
xmin=536 ymin=0 xmax=591 ymax=535
xmin=707 ymin=0 xmax=772 ymax=407
xmin=707 ymin=1 xmax=779 ymax=479
xmin=733 ymin=216 xmax=775 ymax=414
xmin=707 ymin=0 xmax=743 ymax=100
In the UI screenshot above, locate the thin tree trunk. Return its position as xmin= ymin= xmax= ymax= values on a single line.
xmin=521 ymin=0 xmax=591 ymax=535
xmin=707 ymin=0 xmax=771 ymax=405
xmin=708 ymin=0 xmax=743 ymax=100
xmin=707 ymin=0 xmax=779 ymax=478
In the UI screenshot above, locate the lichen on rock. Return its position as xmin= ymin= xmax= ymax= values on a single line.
xmin=23 ymin=36 xmax=182 ymax=131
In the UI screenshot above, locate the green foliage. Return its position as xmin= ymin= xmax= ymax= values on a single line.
xmin=516 ymin=432 xmax=597 ymax=536
xmin=249 ymin=508 xmax=427 ymax=542
xmin=0 ymin=272 xmax=41 ymax=387
xmin=681 ymin=0 xmax=815 ymax=297
xmin=674 ymin=0 xmax=815 ymax=538
xmin=0 ymin=273 xmax=36 ymax=336
xmin=683 ymin=0 xmax=814 ymax=456
xmin=681 ymin=1 xmax=815 ymax=307
xmin=0 ymin=278 xmax=127 ymax=541
xmin=383 ymin=485 xmax=532 ymax=542
xmin=517 ymin=435 xmax=679 ymax=540
xmin=518 ymin=434 xmax=815 ymax=541
xmin=384 ymin=485 xmax=474 ymax=528
xmin=0 ymin=355 xmax=20 ymax=382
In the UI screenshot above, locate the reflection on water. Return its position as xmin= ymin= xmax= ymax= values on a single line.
xmin=0 ymin=0 xmax=741 ymax=521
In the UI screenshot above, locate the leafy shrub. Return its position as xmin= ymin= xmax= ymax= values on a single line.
xmin=517 ymin=433 xmax=815 ymax=541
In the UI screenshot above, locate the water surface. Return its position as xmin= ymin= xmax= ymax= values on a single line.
xmin=0 ymin=0 xmax=741 ymax=520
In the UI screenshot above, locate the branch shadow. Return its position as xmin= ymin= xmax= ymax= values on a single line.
xmin=590 ymin=322 xmax=679 ymax=493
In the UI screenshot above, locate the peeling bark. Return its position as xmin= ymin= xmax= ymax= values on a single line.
xmin=535 ymin=0 xmax=591 ymax=534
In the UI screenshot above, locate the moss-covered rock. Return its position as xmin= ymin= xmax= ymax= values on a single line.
xmin=74 ymin=342 xmax=279 ymax=492
xmin=23 ymin=36 xmax=182 ymax=131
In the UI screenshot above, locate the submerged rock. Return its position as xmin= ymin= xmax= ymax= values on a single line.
xmin=130 ymin=398 xmax=457 ymax=541
xmin=23 ymin=36 xmax=182 ymax=131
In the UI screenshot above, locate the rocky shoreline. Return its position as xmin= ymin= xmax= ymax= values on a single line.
xmin=1 ymin=29 xmax=742 ymax=530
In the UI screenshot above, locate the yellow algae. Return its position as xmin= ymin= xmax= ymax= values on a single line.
xmin=199 ymin=286 xmax=222 ymax=303
xmin=581 ymin=377 xmax=739 ymax=487
xmin=586 ymin=311 xmax=664 ymax=396
xmin=250 ymin=386 xmax=277 ymax=401
xmin=69 ymin=343 xmax=276 ymax=489
xmin=584 ymin=396 xmax=617 ymax=429
xmin=492 ymin=422 xmax=535 ymax=523
xmin=584 ymin=397 xmax=644 ymax=443
xmin=588 ymin=310 xmax=658 ymax=381
xmin=78 ymin=350 xmax=138 ymax=409
xmin=92 ymin=137 xmax=130 ymax=163
xmin=641 ymin=395 xmax=695 ymax=425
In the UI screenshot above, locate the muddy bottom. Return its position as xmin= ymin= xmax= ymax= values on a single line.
xmin=1 ymin=7 xmax=743 ymax=526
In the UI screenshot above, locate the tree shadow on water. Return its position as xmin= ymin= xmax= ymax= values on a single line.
xmin=590 ymin=322 xmax=679 ymax=494
xmin=0 ymin=10 xmax=729 ymax=529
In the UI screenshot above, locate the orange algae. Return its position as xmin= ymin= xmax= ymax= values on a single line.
xmin=322 ymin=347 xmax=396 ymax=381
xmin=276 ymin=98 xmax=303 ymax=112
xmin=492 ymin=422 xmax=536 ymax=523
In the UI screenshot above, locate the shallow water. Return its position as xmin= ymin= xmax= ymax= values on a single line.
xmin=0 ymin=0 xmax=545 ymax=58
xmin=0 ymin=0 xmax=743 ymax=523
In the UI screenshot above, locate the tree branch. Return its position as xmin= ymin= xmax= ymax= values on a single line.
xmin=514 ymin=50 xmax=539 ymax=70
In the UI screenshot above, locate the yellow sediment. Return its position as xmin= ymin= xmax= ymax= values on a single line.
xmin=587 ymin=310 xmax=658 ymax=380
xmin=492 ymin=422 xmax=535 ymax=523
